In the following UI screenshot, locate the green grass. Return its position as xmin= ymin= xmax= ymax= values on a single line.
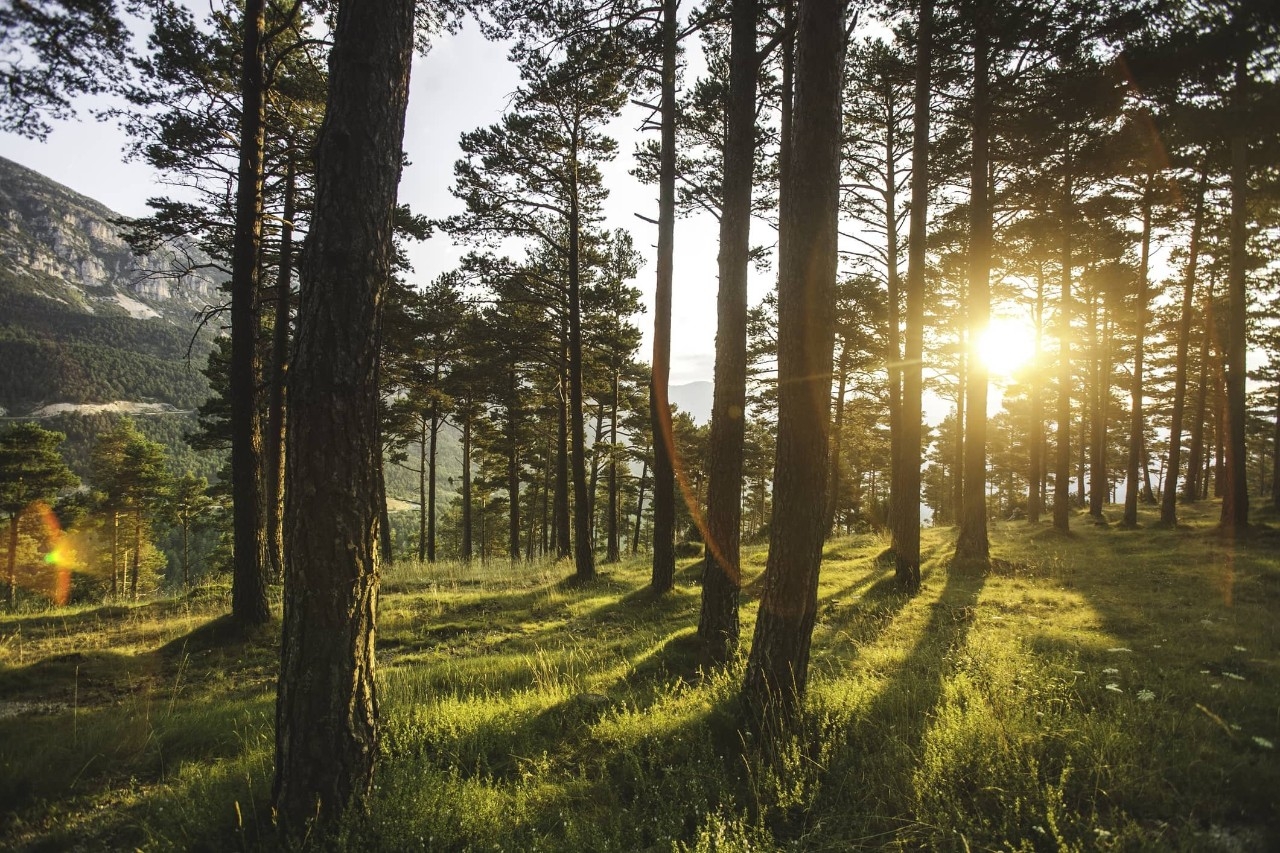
xmin=2 ymin=500 xmax=1279 ymax=850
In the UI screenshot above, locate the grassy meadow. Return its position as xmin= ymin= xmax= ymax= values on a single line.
xmin=2 ymin=501 xmax=1279 ymax=851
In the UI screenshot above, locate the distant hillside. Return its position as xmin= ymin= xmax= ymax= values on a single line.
xmin=0 ymin=155 xmax=224 ymax=480
xmin=669 ymin=381 xmax=712 ymax=424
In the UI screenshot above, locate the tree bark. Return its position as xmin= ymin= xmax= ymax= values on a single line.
xmin=462 ymin=407 xmax=473 ymax=560
xmin=699 ymin=0 xmax=757 ymax=660
xmin=955 ymin=6 xmax=991 ymax=565
xmin=1123 ymin=179 xmax=1153 ymax=528
xmin=632 ymin=456 xmax=648 ymax=556
xmin=230 ymin=0 xmax=270 ymax=626
xmin=1161 ymin=173 xmax=1205 ymax=525
xmin=418 ymin=416 xmax=428 ymax=562
xmin=267 ymin=159 xmax=295 ymax=583
xmin=1185 ymin=283 xmax=1211 ymax=501
xmin=555 ymin=357 xmax=571 ymax=559
xmin=1054 ymin=165 xmax=1073 ymax=532
xmin=427 ymin=402 xmax=439 ymax=561
xmin=568 ymin=185 xmax=596 ymax=581
xmin=508 ymin=369 xmax=522 ymax=561
xmin=1089 ymin=284 xmax=1107 ymax=521
xmin=1028 ymin=263 xmax=1044 ymax=523
xmin=649 ymin=0 xmax=679 ymax=593
xmin=1220 ymin=63 xmax=1249 ymax=535
xmin=6 ymin=514 xmax=17 ymax=610
xmin=895 ymin=0 xmax=930 ymax=590
xmin=606 ymin=371 xmax=621 ymax=562
xmin=743 ymin=0 xmax=846 ymax=719
xmin=272 ymin=0 xmax=413 ymax=834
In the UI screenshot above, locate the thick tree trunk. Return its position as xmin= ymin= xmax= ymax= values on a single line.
xmin=272 ymin=0 xmax=413 ymax=834
xmin=1162 ymin=172 xmax=1198 ymax=525
xmin=895 ymin=0 xmax=930 ymax=589
xmin=649 ymin=0 xmax=679 ymax=593
xmin=131 ymin=509 xmax=141 ymax=599
xmin=743 ymin=0 xmax=845 ymax=718
xmin=1054 ymin=166 xmax=1073 ymax=532
xmin=955 ymin=9 xmax=990 ymax=566
xmin=699 ymin=0 xmax=756 ymax=660
xmin=953 ymin=346 xmax=964 ymax=524
xmin=230 ymin=0 xmax=270 ymax=626
xmin=1123 ymin=181 xmax=1153 ymax=528
xmin=267 ymin=160 xmax=295 ymax=583
xmin=1220 ymin=71 xmax=1249 ymax=535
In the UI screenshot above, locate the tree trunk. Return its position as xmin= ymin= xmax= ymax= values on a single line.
xmin=699 ymin=0 xmax=757 ymax=659
xmin=418 ymin=416 xmax=428 ymax=562
xmin=6 ymin=513 xmax=17 ymax=610
xmin=272 ymin=0 xmax=413 ymax=834
xmin=632 ymin=457 xmax=648 ymax=556
xmin=649 ymin=0 xmax=679 ymax=593
xmin=743 ymin=0 xmax=845 ymax=719
xmin=568 ymin=182 xmax=596 ymax=581
xmin=1220 ymin=64 xmax=1249 ymax=535
xmin=555 ymin=357 xmax=571 ymax=559
xmin=131 ymin=508 xmax=142 ymax=599
xmin=895 ymin=0 xmax=930 ymax=589
xmin=825 ymin=354 xmax=847 ymax=533
xmin=606 ymin=371 xmax=621 ymax=562
xmin=955 ymin=7 xmax=991 ymax=566
xmin=428 ymin=403 xmax=439 ymax=562
xmin=1054 ymin=165 xmax=1073 ymax=532
xmin=182 ymin=521 xmax=190 ymax=589
xmin=462 ymin=406 xmax=473 ymax=561
xmin=1123 ymin=179 xmax=1153 ymax=528
xmin=1028 ymin=263 xmax=1044 ymax=523
xmin=1185 ymin=283 xmax=1211 ymax=502
xmin=508 ymin=370 xmax=521 ymax=561
xmin=953 ymin=344 xmax=964 ymax=524
xmin=1089 ymin=284 xmax=1107 ymax=520
xmin=230 ymin=0 xmax=270 ymax=627
xmin=588 ymin=402 xmax=605 ymax=543
xmin=267 ymin=159 xmax=295 ymax=584
xmin=1272 ymin=394 xmax=1280 ymax=509
xmin=110 ymin=511 xmax=119 ymax=598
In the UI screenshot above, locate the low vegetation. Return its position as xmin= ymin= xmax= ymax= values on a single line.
xmin=2 ymin=503 xmax=1278 ymax=851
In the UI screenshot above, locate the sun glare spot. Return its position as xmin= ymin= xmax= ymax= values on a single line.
xmin=976 ymin=316 xmax=1037 ymax=377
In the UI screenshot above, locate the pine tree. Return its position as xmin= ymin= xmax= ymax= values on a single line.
xmin=0 ymin=424 xmax=77 ymax=609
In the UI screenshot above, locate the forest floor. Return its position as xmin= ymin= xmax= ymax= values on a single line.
xmin=2 ymin=500 xmax=1279 ymax=851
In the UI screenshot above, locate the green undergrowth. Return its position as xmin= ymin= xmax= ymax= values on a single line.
xmin=2 ymin=501 xmax=1278 ymax=850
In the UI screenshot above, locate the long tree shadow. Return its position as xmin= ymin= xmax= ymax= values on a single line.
xmin=800 ymin=566 xmax=987 ymax=845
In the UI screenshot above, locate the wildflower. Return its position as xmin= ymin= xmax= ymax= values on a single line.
xmin=1105 ymin=683 xmax=1123 ymax=693
xmin=1230 ymin=724 xmax=1241 ymax=731
xmin=1107 ymin=647 xmax=1133 ymax=653
xmin=1233 ymin=645 xmax=1247 ymax=652
xmin=1223 ymin=672 xmax=1245 ymax=681
xmin=1252 ymin=736 xmax=1274 ymax=750
xmin=1137 ymin=689 xmax=1155 ymax=702
xmin=1095 ymin=828 xmax=1113 ymax=840
xmin=1102 ymin=667 xmax=1119 ymax=675
xmin=1199 ymin=670 xmax=1211 ymax=675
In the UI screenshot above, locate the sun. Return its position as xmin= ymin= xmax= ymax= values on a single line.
xmin=975 ymin=315 xmax=1037 ymax=378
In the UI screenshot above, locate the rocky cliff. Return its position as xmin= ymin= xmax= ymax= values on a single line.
xmin=0 ymin=154 xmax=223 ymax=322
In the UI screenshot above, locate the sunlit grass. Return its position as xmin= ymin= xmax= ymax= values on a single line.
xmin=1 ymin=500 xmax=1278 ymax=850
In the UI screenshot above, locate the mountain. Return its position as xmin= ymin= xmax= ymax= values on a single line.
xmin=669 ymin=380 xmax=712 ymax=424
xmin=0 ymin=155 xmax=225 ymax=479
